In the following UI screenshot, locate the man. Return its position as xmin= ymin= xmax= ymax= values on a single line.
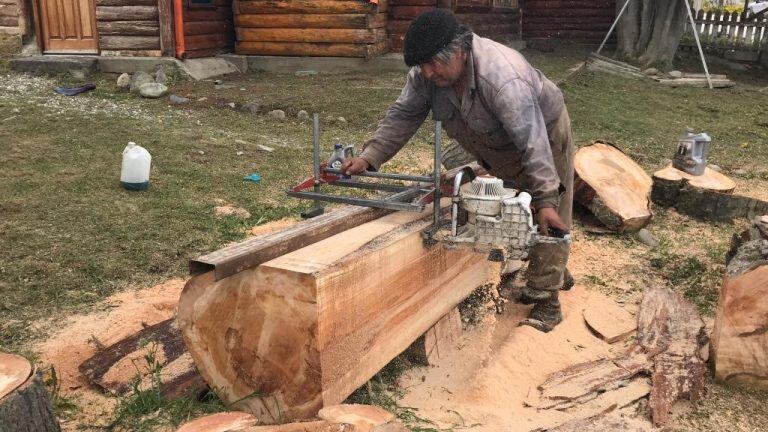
xmin=341 ymin=10 xmax=575 ymax=332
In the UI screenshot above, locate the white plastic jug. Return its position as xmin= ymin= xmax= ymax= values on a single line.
xmin=120 ymin=142 xmax=151 ymax=191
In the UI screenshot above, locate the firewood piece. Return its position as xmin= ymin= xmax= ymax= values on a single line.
xmin=0 ymin=354 xmax=60 ymax=432
xmin=176 ymin=412 xmax=258 ymax=432
xmin=535 ymin=358 xmax=634 ymax=409
xmin=574 ymin=141 xmax=653 ymax=232
xmin=637 ymin=287 xmax=707 ymax=426
xmin=711 ymin=220 xmax=768 ymax=389
xmin=319 ymin=404 xmax=407 ymax=431
xmin=79 ymin=318 xmax=205 ymax=398
xmin=178 ymin=201 xmax=489 ymax=423
xmin=582 ymin=293 xmax=636 ymax=343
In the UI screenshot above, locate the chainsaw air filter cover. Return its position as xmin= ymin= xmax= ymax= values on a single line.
xmin=461 ymin=176 xmax=516 ymax=216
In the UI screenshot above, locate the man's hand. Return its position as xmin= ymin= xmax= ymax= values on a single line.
xmin=341 ymin=157 xmax=370 ymax=176
xmin=536 ymin=207 xmax=569 ymax=237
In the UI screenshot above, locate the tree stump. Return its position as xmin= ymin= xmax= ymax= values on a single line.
xmin=0 ymin=353 xmax=61 ymax=432
xmin=573 ymin=141 xmax=653 ymax=232
xmin=711 ymin=216 xmax=768 ymax=388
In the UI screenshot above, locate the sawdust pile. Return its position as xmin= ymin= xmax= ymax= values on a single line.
xmin=397 ymin=285 xmax=646 ymax=431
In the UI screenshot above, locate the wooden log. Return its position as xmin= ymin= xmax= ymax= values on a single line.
xmin=185 ymin=46 xmax=233 ymax=58
xmin=234 ymin=13 xmax=387 ymax=29
xmin=389 ymin=4 xmax=434 ymax=20
xmin=0 ymin=353 xmax=60 ymax=432
xmin=423 ymin=306 xmax=462 ymax=365
xmin=98 ymin=20 xmax=159 ymax=36
xmin=177 ymin=202 xmax=489 ymax=423
xmin=158 ymin=0 xmax=175 ymax=57
xmin=652 ymin=164 xmax=735 ymax=207
xmin=186 ymin=33 xmax=232 ymax=50
xmin=237 ymin=27 xmax=386 ymax=43
xmin=573 ymin=141 xmax=653 ymax=232
xmin=184 ymin=20 xmax=233 ymax=36
xmin=96 ymin=5 xmax=158 ymax=21
xmin=0 ymin=4 xmax=19 ymax=16
xmin=99 ymin=35 xmax=160 ymax=50
xmin=236 ymin=40 xmax=384 ymax=58
xmin=234 ymin=0 xmax=386 ymax=15
xmin=101 ymin=49 xmax=163 ymax=57
xmin=184 ymin=6 xmax=231 ymax=21
xmin=711 ymin=218 xmax=768 ymax=389
xmin=78 ymin=318 xmax=206 ymax=398
xmin=96 ymin=0 xmax=156 ymax=6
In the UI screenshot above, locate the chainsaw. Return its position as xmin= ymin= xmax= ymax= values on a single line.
xmin=287 ymin=114 xmax=571 ymax=258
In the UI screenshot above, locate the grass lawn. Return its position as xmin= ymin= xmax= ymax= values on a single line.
xmin=1 ymin=39 xmax=767 ymax=430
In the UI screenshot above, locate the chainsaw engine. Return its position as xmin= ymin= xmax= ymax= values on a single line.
xmin=444 ymin=176 xmax=536 ymax=258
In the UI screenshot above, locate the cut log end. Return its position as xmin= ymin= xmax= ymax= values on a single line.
xmin=0 ymin=354 xmax=60 ymax=432
xmin=175 ymin=412 xmax=258 ymax=432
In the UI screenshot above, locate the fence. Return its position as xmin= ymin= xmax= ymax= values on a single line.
xmin=682 ymin=8 xmax=768 ymax=56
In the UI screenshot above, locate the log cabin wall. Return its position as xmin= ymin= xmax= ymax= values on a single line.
xmin=232 ymin=0 xmax=388 ymax=58
xmin=0 ymin=0 xmax=21 ymax=34
xmin=96 ymin=0 xmax=162 ymax=56
xmin=387 ymin=1 xmax=520 ymax=53
xmin=522 ymin=0 xmax=615 ymax=44
xmin=183 ymin=0 xmax=233 ymax=58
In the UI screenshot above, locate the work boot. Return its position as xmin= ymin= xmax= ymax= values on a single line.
xmin=562 ymin=268 xmax=575 ymax=291
xmin=518 ymin=284 xmax=552 ymax=305
xmin=519 ymin=293 xmax=563 ymax=333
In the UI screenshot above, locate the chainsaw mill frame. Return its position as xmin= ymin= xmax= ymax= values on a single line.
xmin=287 ymin=114 xmax=455 ymax=231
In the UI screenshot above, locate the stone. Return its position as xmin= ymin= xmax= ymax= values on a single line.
xmin=169 ymin=95 xmax=190 ymax=105
xmin=241 ymin=102 xmax=259 ymax=114
xmin=297 ymin=110 xmax=309 ymax=121
xmin=116 ymin=73 xmax=131 ymax=89
xmin=709 ymin=164 xmax=722 ymax=172
xmin=130 ymin=71 xmax=154 ymax=93
xmin=155 ymin=68 xmax=168 ymax=85
xmin=295 ymin=70 xmax=318 ymax=76
xmin=325 ymin=116 xmax=335 ymax=124
xmin=234 ymin=139 xmax=247 ymax=146
xmin=734 ymin=169 xmax=748 ymax=176
xmin=227 ymin=102 xmax=236 ymax=109
xmin=236 ymin=151 xmax=244 ymax=156
xmin=139 ymin=83 xmax=169 ymax=99
xmin=197 ymin=97 xmax=207 ymax=102
xmin=257 ymin=144 xmax=274 ymax=152
xmin=337 ymin=117 xmax=347 ymax=124
xmin=643 ymin=68 xmax=658 ymax=76
xmin=268 ymin=109 xmax=286 ymax=119
xmin=637 ymin=228 xmax=659 ymax=248
xmin=669 ymin=70 xmax=683 ymax=78
xmin=198 ymin=150 xmax=205 ymax=155
xmin=69 ymin=69 xmax=87 ymax=80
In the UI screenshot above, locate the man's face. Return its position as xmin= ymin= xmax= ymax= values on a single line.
xmin=419 ymin=50 xmax=466 ymax=87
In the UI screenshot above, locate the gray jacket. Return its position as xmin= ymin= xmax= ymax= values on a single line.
xmin=359 ymin=35 xmax=566 ymax=207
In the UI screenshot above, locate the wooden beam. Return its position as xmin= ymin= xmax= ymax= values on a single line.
xmin=234 ymin=0 xmax=387 ymax=15
xmin=236 ymin=40 xmax=386 ymax=57
xmin=158 ymin=0 xmax=175 ymax=57
xmin=98 ymin=20 xmax=159 ymax=36
xmin=237 ymin=27 xmax=386 ymax=43
xmin=177 ymin=201 xmax=489 ymax=423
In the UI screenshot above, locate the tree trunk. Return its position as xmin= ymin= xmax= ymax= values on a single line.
xmin=616 ymin=0 xmax=688 ymax=68
xmin=0 ymin=353 xmax=61 ymax=432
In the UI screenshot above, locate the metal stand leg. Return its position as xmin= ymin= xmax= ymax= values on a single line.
xmin=433 ymin=121 xmax=442 ymax=229
xmin=301 ymin=113 xmax=325 ymax=219
xmin=684 ymin=0 xmax=714 ymax=89
xmin=597 ymin=0 xmax=633 ymax=55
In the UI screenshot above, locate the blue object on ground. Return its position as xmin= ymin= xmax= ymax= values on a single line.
xmin=244 ymin=173 xmax=261 ymax=183
xmin=54 ymin=83 xmax=96 ymax=96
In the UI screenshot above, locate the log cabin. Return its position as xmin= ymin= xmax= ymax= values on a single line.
xmin=2 ymin=0 xmax=617 ymax=60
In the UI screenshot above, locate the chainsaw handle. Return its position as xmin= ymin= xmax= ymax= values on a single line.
xmin=343 ymin=145 xmax=355 ymax=159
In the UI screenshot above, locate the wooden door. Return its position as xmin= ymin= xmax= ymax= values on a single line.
xmin=38 ymin=0 xmax=98 ymax=53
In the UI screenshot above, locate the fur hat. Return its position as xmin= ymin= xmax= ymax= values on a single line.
xmin=403 ymin=9 xmax=462 ymax=67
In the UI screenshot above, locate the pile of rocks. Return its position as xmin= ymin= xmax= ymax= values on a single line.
xmin=116 ymin=68 xmax=170 ymax=99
